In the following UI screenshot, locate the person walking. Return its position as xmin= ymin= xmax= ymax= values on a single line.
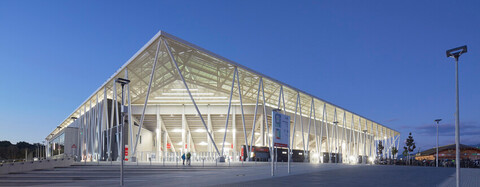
xmin=181 ymin=153 xmax=186 ymax=165
xmin=187 ymin=152 xmax=191 ymax=165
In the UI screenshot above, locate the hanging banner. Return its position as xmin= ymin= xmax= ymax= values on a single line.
xmin=272 ymin=110 xmax=290 ymax=148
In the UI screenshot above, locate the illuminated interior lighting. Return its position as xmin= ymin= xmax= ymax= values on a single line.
xmin=217 ymin=129 xmax=230 ymax=132
xmin=154 ymin=96 xmax=228 ymax=99
xmin=162 ymin=93 xmax=214 ymax=96
xmin=171 ymin=88 xmax=199 ymax=91
xmin=195 ymin=129 xmax=206 ymax=133
xmin=254 ymin=132 xmax=260 ymax=135
xmin=171 ymin=129 xmax=182 ymax=133
xmin=198 ymin=142 xmax=208 ymax=145
xmin=149 ymin=100 xmax=236 ymax=103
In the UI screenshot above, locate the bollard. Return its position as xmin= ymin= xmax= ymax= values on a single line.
xmin=215 ymin=158 xmax=217 ymax=167
xmin=203 ymin=158 xmax=205 ymax=167
xmin=176 ymin=157 xmax=178 ymax=167
xmin=163 ymin=157 xmax=165 ymax=167
xmin=228 ymin=157 xmax=230 ymax=167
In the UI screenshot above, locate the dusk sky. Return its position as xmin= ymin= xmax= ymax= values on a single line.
xmin=0 ymin=1 xmax=479 ymax=152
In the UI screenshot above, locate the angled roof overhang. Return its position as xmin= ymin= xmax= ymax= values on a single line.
xmin=46 ymin=30 xmax=399 ymax=140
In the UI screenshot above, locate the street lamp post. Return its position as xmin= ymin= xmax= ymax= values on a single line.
xmin=446 ymin=45 xmax=467 ymax=187
xmin=115 ymin=78 xmax=130 ymax=186
xmin=434 ymin=119 xmax=441 ymax=167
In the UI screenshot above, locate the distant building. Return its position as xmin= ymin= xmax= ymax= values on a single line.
xmin=415 ymin=144 xmax=480 ymax=161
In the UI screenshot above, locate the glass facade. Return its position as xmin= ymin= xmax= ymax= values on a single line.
xmin=49 ymin=133 xmax=65 ymax=156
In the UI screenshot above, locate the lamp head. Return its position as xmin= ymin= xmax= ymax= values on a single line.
xmin=115 ymin=78 xmax=130 ymax=85
xmin=446 ymin=45 xmax=467 ymax=58
xmin=434 ymin=119 xmax=442 ymax=123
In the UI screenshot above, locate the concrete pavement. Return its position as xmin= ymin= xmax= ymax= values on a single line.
xmin=0 ymin=162 xmax=479 ymax=186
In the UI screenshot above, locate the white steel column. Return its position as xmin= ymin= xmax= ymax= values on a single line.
xmin=370 ymin=122 xmax=376 ymax=159
xmin=342 ymin=112 xmax=346 ymax=161
xmin=83 ymin=104 xmax=87 ymax=162
xmin=325 ymin=105 xmax=330 ymax=162
xmin=333 ymin=108 xmax=337 ymax=156
xmin=298 ymin=95 xmax=305 ymax=155
xmin=306 ymin=98 xmax=313 ymax=158
xmin=96 ymin=94 xmax=100 ymax=161
xmin=363 ymin=120 xmax=367 ymax=164
xmin=164 ymin=38 xmax=221 ymax=156
xmin=133 ymin=39 xmax=162 ymax=158
xmin=235 ymin=68 xmax=250 ymax=160
xmin=108 ymin=85 xmax=115 ymax=161
xmin=291 ymin=94 xmax=299 ymax=150
xmin=319 ymin=104 xmax=325 ymax=163
xmin=221 ymin=67 xmax=236 ymax=157
xmin=207 ymin=112 xmax=213 ymax=153
xmin=182 ymin=112 xmax=186 ymax=154
xmin=350 ymin=114 xmax=354 ymax=162
xmin=358 ymin=118 xmax=362 ymax=158
xmin=376 ymin=123 xmax=379 ymax=159
xmin=249 ymin=78 xmax=262 ymax=156
xmin=261 ymin=78 xmax=269 ymax=150
xmin=313 ymin=101 xmax=318 ymax=163
xmin=156 ymin=108 xmax=161 ymax=160
xmin=126 ymin=69 xmax=133 ymax=159
xmin=163 ymin=130 xmax=167 ymax=158
xmin=261 ymin=113 xmax=265 ymax=146
xmin=232 ymin=107 xmax=236 ymax=158
xmin=114 ymin=83 xmax=121 ymax=160
xmin=396 ymin=134 xmax=400 ymax=159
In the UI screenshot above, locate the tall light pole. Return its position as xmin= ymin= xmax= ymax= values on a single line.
xmin=446 ymin=45 xmax=467 ymax=187
xmin=434 ymin=119 xmax=441 ymax=167
xmin=115 ymin=78 xmax=130 ymax=186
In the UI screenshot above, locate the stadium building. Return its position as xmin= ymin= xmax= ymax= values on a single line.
xmin=45 ymin=31 xmax=400 ymax=164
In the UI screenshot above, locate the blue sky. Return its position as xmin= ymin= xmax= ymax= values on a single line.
xmin=0 ymin=1 xmax=479 ymax=151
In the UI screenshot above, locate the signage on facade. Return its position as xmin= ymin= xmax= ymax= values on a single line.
xmin=71 ymin=144 xmax=77 ymax=149
xmin=272 ymin=110 xmax=290 ymax=148
xmin=125 ymin=146 xmax=129 ymax=161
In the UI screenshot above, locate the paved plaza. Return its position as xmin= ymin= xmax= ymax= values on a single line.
xmin=0 ymin=162 xmax=479 ymax=186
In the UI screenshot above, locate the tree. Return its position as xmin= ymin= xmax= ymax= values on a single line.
xmin=403 ymin=132 xmax=416 ymax=165
xmin=0 ymin=141 xmax=12 ymax=147
xmin=377 ymin=141 xmax=384 ymax=159
xmin=391 ymin=147 xmax=398 ymax=160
